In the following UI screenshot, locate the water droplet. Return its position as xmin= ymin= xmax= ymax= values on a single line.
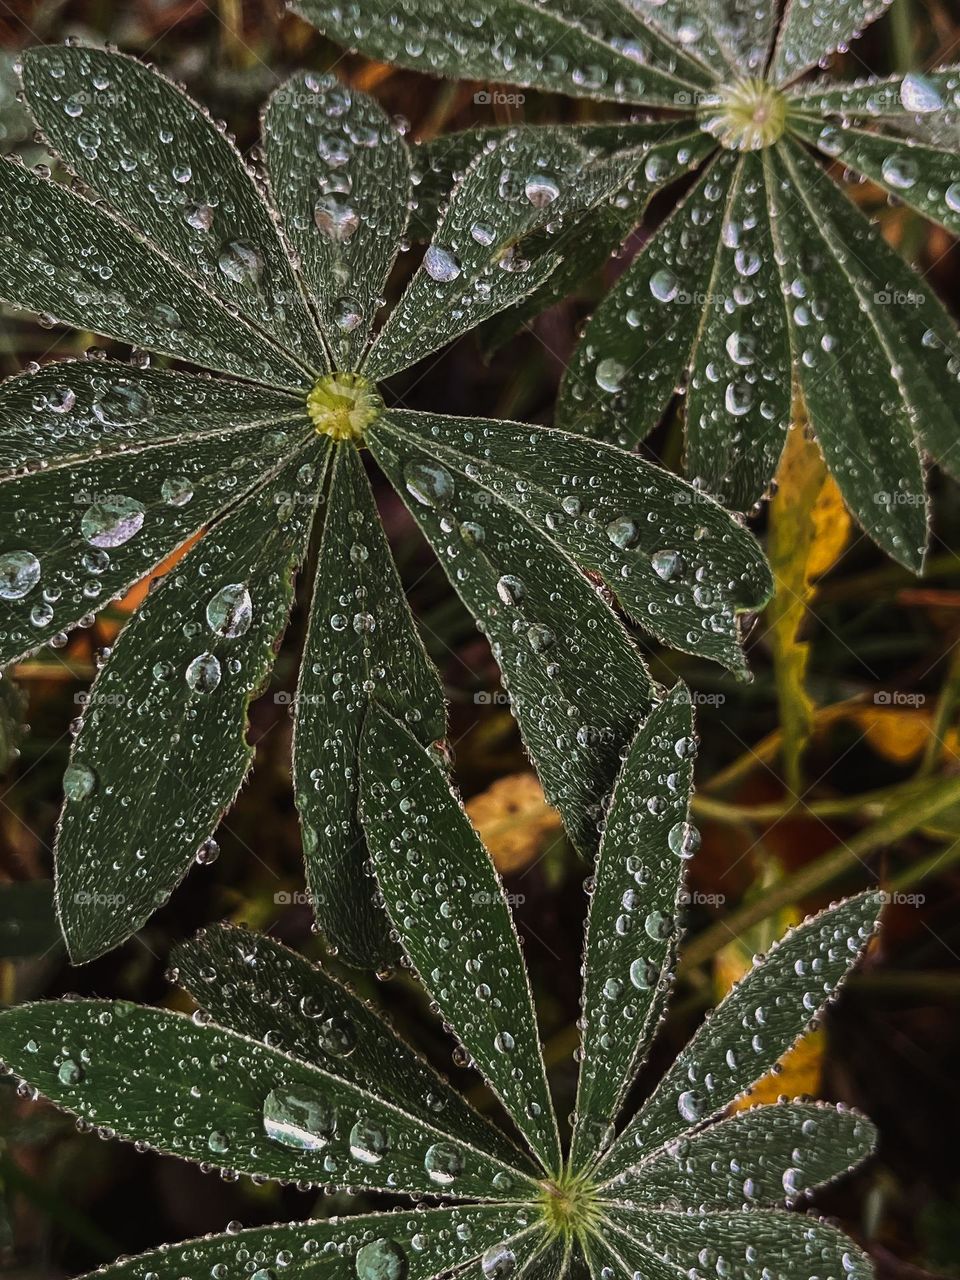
xmin=524 ymin=173 xmax=560 ymax=206
xmin=81 ymin=496 xmax=146 ymax=549
xmin=423 ymin=1141 xmax=465 ymax=1185
xmin=185 ymin=653 xmax=222 ymax=694
xmin=184 ymin=201 xmax=214 ymax=231
xmin=57 ymin=1058 xmax=84 ymax=1085
xmin=218 ymin=239 xmax=264 ymax=286
xmin=207 ymin=1130 xmax=231 ymax=1155
xmin=403 ymin=461 xmax=454 ymax=507
xmin=650 ymin=268 xmax=679 ymax=302
xmin=596 ymin=357 xmax=626 ymax=393
xmin=945 ymin=182 xmax=960 ymax=214
xmin=606 ymin=516 xmax=640 ymax=550
xmin=495 ymin=576 xmax=525 ymax=606
xmin=423 ymin=245 xmax=462 ymax=282
xmin=667 ymin=820 xmax=700 ymax=859
xmin=314 ymin=195 xmax=360 ymax=242
xmin=0 ymin=550 xmax=41 ymax=599
xmin=481 ymin=1245 xmax=516 ymax=1280
xmin=262 ymin=1086 xmax=336 ymax=1150
xmin=349 ymin=1117 xmax=392 ymax=1164
xmin=63 ymin=761 xmax=96 ymax=801
xmin=206 ymin=584 xmax=252 ymax=638
xmin=881 ymin=153 xmax=918 ymax=190
xmin=355 ymin=1239 xmax=407 ymax=1280
xmin=650 ymin=549 xmax=683 ymax=581
xmin=92 ymin=382 xmax=154 ymax=426
xmin=494 ymin=1031 xmax=515 ymax=1053
xmin=162 ymin=476 xmax=194 ymax=507
xmin=629 ymin=956 xmax=657 ymax=990
xmin=319 ymin=1014 xmax=357 ymax=1058
xmin=900 ymin=72 xmax=943 ymax=114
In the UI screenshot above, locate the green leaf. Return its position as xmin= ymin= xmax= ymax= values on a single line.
xmin=373 ymin=410 xmax=771 ymax=673
xmin=605 ymin=1101 xmax=877 ymax=1206
xmin=294 ymin=444 xmax=445 ymax=967
xmin=763 ymin=141 xmax=928 ymax=570
xmin=54 ymin=442 xmax=326 ymax=963
xmin=0 ymin=363 xmax=305 ymax=663
xmin=581 ymin=1228 xmax=675 ymax=1280
xmin=0 ymin=881 xmax=60 ymax=960
xmin=685 ymin=150 xmax=791 ymax=511
xmin=172 ymin=921 xmax=535 ymax=1171
xmin=771 ymin=0 xmax=895 ymax=85
xmin=367 ymin=412 xmax=655 ymax=859
xmin=557 ymin=155 xmax=739 ymax=453
xmin=289 ymin=0 xmax=709 ymax=107
xmin=0 ymin=158 xmax=305 ymax=388
xmin=601 ymin=1207 xmax=874 ymax=1280
xmin=20 ymin=46 xmax=327 ymax=377
xmin=364 ymin=132 xmax=627 ymax=380
xmin=597 ymin=891 xmax=883 ymax=1179
xmin=789 ymin=116 xmax=960 ymax=237
xmin=359 ymin=705 xmax=562 ymax=1175
xmin=263 ymin=72 xmax=411 ymax=368
xmin=0 ymin=998 xmax=536 ymax=1196
xmin=569 ymin=685 xmax=695 ymax=1172
xmin=61 ymin=1207 xmax=535 ymax=1280
xmin=787 ymin=66 xmax=960 ymax=126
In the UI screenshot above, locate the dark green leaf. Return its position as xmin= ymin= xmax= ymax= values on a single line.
xmin=0 ymin=881 xmax=60 ymax=960
xmin=365 ymin=132 xmax=629 ymax=380
xmin=606 ymin=1102 xmax=877 ymax=1206
xmin=581 ymin=1229 xmax=675 ymax=1280
xmin=367 ymin=412 xmax=656 ymax=860
xmin=374 ymin=410 xmax=771 ymax=673
xmin=63 ymin=1206 xmax=534 ymax=1280
xmin=289 ymin=0 xmax=709 ymax=107
xmin=172 ymin=921 xmax=535 ymax=1171
xmin=0 ymin=363 xmax=305 ymax=663
xmin=293 ymin=444 xmax=445 ymax=967
xmin=597 ymin=892 xmax=883 ymax=1178
xmin=263 ymin=72 xmax=411 ymax=367
xmin=790 ymin=115 xmax=960 ymax=237
xmin=360 ymin=705 xmax=562 ymax=1175
xmin=557 ymin=155 xmax=739 ymax=452
xmin=771 ymin=0 xmax=894 ymax=84
xmin=20 ymin=46 xmax=327 ymax=377
xmin=602 ymin=1206 xmax=874 ymax=1280
xmin=763 ymin=141 xmax=928 ymax=569
xmin=0 ymin=999 xmax=537 ymax=1195
xmin=685 ymin=150 xmax=791 ymax=510
xmin=0 ymin=158 xmax=305 ymax=387
xmin=569 ymin=685 xmax=694 ymax=1172
xmin=787 ymin=66 xmax=960 ymax=129
xmin=54 ymin=443 xmax=326 ymax=963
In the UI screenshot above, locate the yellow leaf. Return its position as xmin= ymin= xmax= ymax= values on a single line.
xmin=767 ymin=416 xmax=852 ymax=792
xmin=730 ymin=1029 xmax=825 ymax=1111
xmin=465 ymin=773 xmax=563 ymax=875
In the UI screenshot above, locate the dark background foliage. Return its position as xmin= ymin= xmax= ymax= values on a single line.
xmin=1 ymin=1 xmax=959 ymax=1276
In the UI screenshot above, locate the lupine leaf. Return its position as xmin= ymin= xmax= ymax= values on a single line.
xmin=373 ymin=410 xmax=771 ymax=673
xmin=790 ymin=116 xmax=960 ymax=237
xmin=364 ymin=132 xmax=630 ymax=380
xmin=605 ymin=1102 xmax=877 ymax=1207
xmin=569 ymin=685 xmax=695 ymax=1172
xmin=55 ymin=443 xmax=326 ymax=963
xmin=359 ymin=705 xmax=562 ymax=1175
xmin=57 ymin=1207 xmax=535 ymax=1280
xmin=173 ymin=922 xmax=535 ymax=1171
xmin=289 ymin=0 xmax=709 ymax=107
xmin=0 ymin=998 xmax=535 ymax=1196
xmin=763 ymin=143 xmax=928 ymax=570
xmin=293 ymin=444 xmax=445 ymax=968
xmin=602 ymin=1207 xmax=874 ymax=1280
xmin=685 ymin=150 xmax=791 ymax=510
xmin=263 ymin=72 xmax=411 ymax=367
xmin=699 ymin=0 xmax=779 ymax=76
xmin=597 ymin=892 xmax=883 ymax=1178
xmin=0 ymin=158 xmax=305 ymax=387
xmin=581 ymin=1228 xmax=681 ymax=1280
xmin=771 ymin=0 xmax=895 ymax=85
xmin=0 ymin=363 xmax=305 ymax=663
xmin=557 ymin=155 xmax=739 ymax=452
xmin=367 ymin=413 xmax=655 ymax=861
xmin=787 ymin=66 xmax=960 ymax=124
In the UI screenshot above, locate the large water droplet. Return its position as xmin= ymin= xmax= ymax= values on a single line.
xmin=206 ymin=584 xmax=253 ymax=638
xmin=185 ymin=653 xmax=222 ymax=694
xmin=355 ymin=1239 xmax=407 ymax=1280
xmin=524 ymin=173 xmax=560 ymax=207
xmin=218 ymin=239 xmax=264 ymax=286
xmin=423 ymin=245 xmax=462 ymax=282
xmin=881 ymin=153 xmax=918 ymax=190
xmin=92 ymin=382 xmax=154 ymax=426
xmin=403 ymin=461 xmax=454 ymax=507
xmin=81 ymin=497 xmax=146 ymax=549
xmin=262 ymin=1086 xmax=336 ymax=1149
xmin=63 ymin=761 xmax=96 ymax=801
xmin=596 ymin=358 xmax=626 ymax=393
xmin=0 ymin=550 xmax=41 ymax=600
xmin=423 ymin=1141 xmax=465 ymax=1185
xmin=349 ymin=1117 xmax=392 ymax=1164
xmin=481 ymin=1245 xmax=516 ymax=1280
xmin=314 ymin=195 xmax=360 ymax=243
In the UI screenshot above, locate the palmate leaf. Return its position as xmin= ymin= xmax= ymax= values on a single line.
xmin=359 ymin=706 xmax=562 ymax=1175
xmin=595 ymin=891 xmax=883 ymax=1180
xmin=302 ymin=0 xmax=960 ymax=566
xmin=55 ymin=443 xmax=326 ymax=962
xmin=2 ymin=45 xmax=773 ymax=965
xmin=0 ymin=998 xmax=536 ymax=1197
xmin=367 ymin=410 xmax=769 ymax=859
xmin=44 ymin=1207 xmax=540 ymax=1280
xmin=171 ymin=922 xmax=534 ymax=1171
xmin=293 ymin=444 xmax=445 ymax=967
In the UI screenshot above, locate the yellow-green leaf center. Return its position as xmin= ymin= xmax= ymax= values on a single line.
xmin=307 ymin=372 xmax=383 ymax=443
xmin=701 ymin=78 xmax=787 ymax=151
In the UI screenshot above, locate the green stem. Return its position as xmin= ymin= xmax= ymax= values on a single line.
xmin=918 ymin=645 xmax=960 ymax=778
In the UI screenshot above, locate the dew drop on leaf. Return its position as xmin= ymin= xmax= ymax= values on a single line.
xmin=185 ymin=653 xmax=222 ymax=694
xmin=481 ymin=1244 xmax=516 ymax=1279
xmin=63 ymin=761 xmax=96 ymax=800
xmin=403 ymin=461 xmax=455 ymax=507
xmin=423 ymin=245 xmax=462 ymax=282
xmin=0 ymin=550 xmax=41 ymax=600
xmin=206 ymin=584 xmax=253 ymax=638
xmin=423 ymin=1141 xmax=465 ymax=1185
xmin=262 ymin=1086 xmax=336 ymax=1150
xmin=81 ymin=496 xmax=146 ymax=549
xmin=355 ymin=1238 xmax=408 ymax=1280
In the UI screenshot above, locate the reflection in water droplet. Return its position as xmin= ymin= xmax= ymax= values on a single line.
xmin=524 ymin=173 xmax=560 ymax=207
xmin=81 ymin=496 xmax=146 ymax=549
xmin=206 ymin=584 xmax=253 ymax=638
xmin=423 ymin=245 xmax=462 ymax=282
xmin=92 ymin=382 xmax=154 ymax=426
xmin=403 ymin=461 xmax=455 ymax=507
xmin=218 ymin=239 xmax=265 ymax=286
xmin=423 ymin=1141 xmax=465 ymax=1185
xmin=262 ymin=1086 xmax=337 ymax=1150
xmin=0 ymin=550 xmax=41 ymax=600
xmin=63 ymin=761 xmax=96 ymax=801
xmin=596 ymin=358 xmax=626 ymax=393
xmin=349 ymin=1117 xmax=392 ymax=1164
xmin=355 ymin=1238 xmax=408 ymax=1280
xmin=185 ymin=653 xmax=222 ymax=694
xmin=314 ymin=195 xmax=360 ymax=243
xmin=481 ymin=1244 xmax=516 ymax=1280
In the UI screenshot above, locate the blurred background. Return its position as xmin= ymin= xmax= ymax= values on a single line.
xmin=1 ymin=0 xmax=960 ymax=1276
